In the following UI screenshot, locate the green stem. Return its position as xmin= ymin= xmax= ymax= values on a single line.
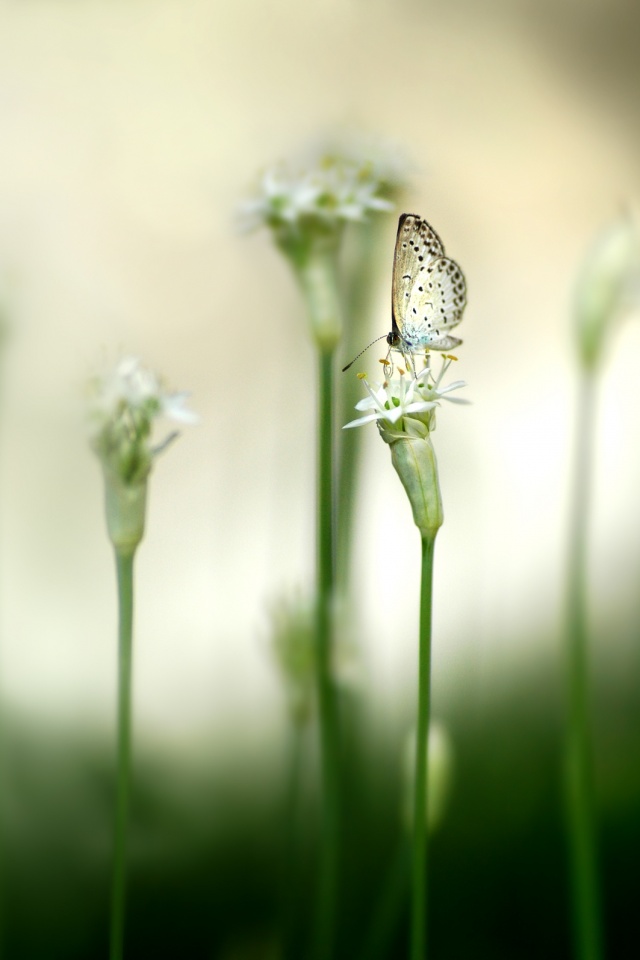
xmin=314 ymin=347 xmax=340 ymax=960
xmin=110 ymin=549 xmax=135 ymax=960
xmin=564 ymin=369 xmax=603 ymax=960
xmin=411 ymin=535 xmax=435 ymax=960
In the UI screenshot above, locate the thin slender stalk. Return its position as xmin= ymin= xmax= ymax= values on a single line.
xmin=314 ymin=347 xmax=340 ymax=960
xmin=110 ymin=549 xmax=135 ymax=960
xmin=411 ymin=535 xmax=435 ymax=960
xmin=564 ymin=369 xmax=603 ymax=960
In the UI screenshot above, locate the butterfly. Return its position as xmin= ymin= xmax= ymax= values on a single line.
xmin=342 ymin=213 xmax=467 ymax=374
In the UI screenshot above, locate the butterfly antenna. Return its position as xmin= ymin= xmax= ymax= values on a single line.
xmin=342 ymin=335 xmax=388 ymax=372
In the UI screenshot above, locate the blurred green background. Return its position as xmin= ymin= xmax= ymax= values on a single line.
xmin=0 ymin=0 xmax=639 ymax=956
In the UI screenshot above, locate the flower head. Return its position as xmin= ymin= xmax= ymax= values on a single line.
xmin=242 ymin=155 xmax=393 ymax=229
xmin=88 ymin=356 xmax=197 ymax=554
xmin=241 ymin=154 xmax=393 ymax=259
xmin=344 ymin=357 xmax=468 ymax=539
xmin=88 ymin=356 xmax=197 ymax=487
xmin=343 ymin=356 xmax=468 ymax=441
xmin=242 ymin=147 xmax=395 ymax=352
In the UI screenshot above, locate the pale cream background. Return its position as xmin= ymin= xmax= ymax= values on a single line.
xmin=0 ymin=0 xmax=638 ymax=749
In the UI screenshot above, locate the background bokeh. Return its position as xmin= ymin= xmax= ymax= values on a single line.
xmin=0 ymin=0 xmax=639 ymax=957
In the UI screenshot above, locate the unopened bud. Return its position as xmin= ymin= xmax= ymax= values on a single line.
xmin=389 ymin=435 xmax=444 ymax=540
xmin=575 ymin=213 xmax=640 ymax=370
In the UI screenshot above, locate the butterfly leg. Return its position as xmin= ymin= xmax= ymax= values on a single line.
xmin=382 ymin=345 xmax=394 ymax=380
xmin=404 ymin=349 xmax=418 ymax=380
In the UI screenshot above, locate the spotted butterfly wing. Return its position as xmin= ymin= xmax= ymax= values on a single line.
xmin=390 ymin=213 xmax=466 ymax=354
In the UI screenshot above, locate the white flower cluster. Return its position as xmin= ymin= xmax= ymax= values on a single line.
xmin=241 ymin=156 xmax=393 ymax=234
xmin=88 ymin=356 xmax=197 ymax=486
xmin=344 ymin=357 xmax=468 ymax=440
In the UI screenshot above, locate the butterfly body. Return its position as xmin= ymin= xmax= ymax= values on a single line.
xmin=389 ymin=212 xmax=466 ymax=362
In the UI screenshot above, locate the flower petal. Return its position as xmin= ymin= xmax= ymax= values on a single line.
xmin=343 ymin=412 xmax=382 ymax=429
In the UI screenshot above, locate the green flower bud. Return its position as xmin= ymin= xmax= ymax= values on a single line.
xmin=389 ymin=434 xmax=444 ymax=540
xmin=575 ymin=213 xmax=640 ymax=370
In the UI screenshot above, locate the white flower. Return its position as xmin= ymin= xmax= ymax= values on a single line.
xmin=88 ymin=356 xmax=197 ymax=487
xmin=89 ymin=356 xmax=197 ymax=428
xmin=343 ymin=357 xmax=468 ymax=438
xmin=240 ymin=155 xmax=393 ymax=235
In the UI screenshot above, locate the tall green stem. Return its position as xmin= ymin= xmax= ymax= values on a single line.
xmin=110 ymin=549 xmax=135 ymax=960
xmin=315 ymin=347 xmax=340 ymax=960
xmin=564 ymin=370 xmax=603 ymax=960
xmin=292 ymin=239 xmax=342 ymax=960
xmin=411 ymin=535 xmax=435 ymax=960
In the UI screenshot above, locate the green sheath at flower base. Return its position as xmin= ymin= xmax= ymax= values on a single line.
xmin=87 ymin=356 xmax=197 ymax=553
xmin=575 ymin=212 xmax=640 ymax=371
xmin=390 ymin=435 xmax=443 ymax=541
xmin=103 ymin=474 xmax=148 ymax=557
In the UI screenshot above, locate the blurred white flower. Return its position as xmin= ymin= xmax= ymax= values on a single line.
xmin=89 ymin=355 xmax=197 ymax=428
xmin=242 ymin=148 xmax=396 ymax=350
xmin=241 ymin=155 xmax=393 ymax=236
xmin=88 ymin=356 xmax=197 ymax=487
xmin=88 ymin=356 xmax=197 ymax=553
